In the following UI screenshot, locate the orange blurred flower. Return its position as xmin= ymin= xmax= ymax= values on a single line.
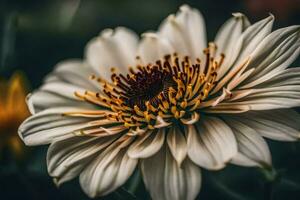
xmin=0 ymin=72 xmax=30 ymax=160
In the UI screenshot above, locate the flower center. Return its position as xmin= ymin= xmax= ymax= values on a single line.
xmin=72 ymin=46 xmax=226 ymax=133
xmin=117 ymin=63 xmax=177 ymax=111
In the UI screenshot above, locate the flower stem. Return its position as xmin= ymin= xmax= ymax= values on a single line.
xmin=259 ymin=167 xmax=278 ymax=200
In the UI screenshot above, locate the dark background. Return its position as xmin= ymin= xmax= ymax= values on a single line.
xmin=0 ymin=0 xmax=300 ymax=199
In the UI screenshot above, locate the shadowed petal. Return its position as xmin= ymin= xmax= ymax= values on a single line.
xmin=224 ymin=118 xmax=271 ymax=167
xmin=167 ymin=126 xmax=187 ymax=166
xmin=85 ymin=27 xmax=138 ymax=80
xmin=231 ymin=109 xmax=300 ymax=141
xmin=127 ymin=129 xmax=165 ymax=159
xmin=47 ymin=135 xmax=117 ymax=186
xmin=186 ymin=116 xmax=237 ymax=170
xmin=159 ymin=4 xmax=206 ymax=60
xmin=214 ymin=13 xmax=250 ymax=78
xmin=79 ymin=136 xmax=137 ymax=197
xmin=141 ymin=145 xmax=201 ymax=200
xmin=240 ymin=26 xmax=300 ymax=88
xmin=138 ymin=33 xmax=174 ymax=64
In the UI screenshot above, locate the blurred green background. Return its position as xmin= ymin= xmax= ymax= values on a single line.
xmin=0 ymin=0 xmax=300 ymax=199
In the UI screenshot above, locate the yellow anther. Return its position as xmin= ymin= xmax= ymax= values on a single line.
xmin=162 ymin=100 xmax=170 ymax=109
xmin=159 ymin=104 xmax=168 ymax=113
xmin=171 ymin=106 xmax=177 ymax=114
xmin=134 ymin=105 xmax=144 ymax=116
xmin=175 ymin=89 xmax=182 ymax=100
xmin=168 ymin=89 xmax=177 ymax=105
xmin=179 ymin=110 xmax=185 ymax=118
xmin=124 ymin=122 xmax=134 ymax=128
xmin=145 ymin=101 xmax=157 ymax=112
xmin=148 ymin=124 xmax=155 ymax=129
xmin=180 ymin=99 xmax=187 ymax=109
xmin=189 ymin=100 xmax=201 ymax=111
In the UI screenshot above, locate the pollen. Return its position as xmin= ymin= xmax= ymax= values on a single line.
xmin=74 ymin=46 xmax=225 ymax=132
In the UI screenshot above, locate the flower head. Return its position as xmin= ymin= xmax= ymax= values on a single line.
xmin=0 ymin=72 xmax=30 ymax=159
xmin=19 ymin=5 xmax=300 ymax=199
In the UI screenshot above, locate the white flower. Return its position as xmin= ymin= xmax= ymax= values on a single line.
xmin=19 ymin=5 xmax=300 ymax=200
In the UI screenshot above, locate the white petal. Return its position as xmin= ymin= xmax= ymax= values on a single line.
xmin=18 ymin=107 xmax=117 ymax=145
xmin=241 ymin=25 xmax=300 ymax=88
xmin=49 ymin=60 xmax=100 ymax=90
xmin=186 ymin=116 xmax=237 ymax=170
xmin=233 ymin=15 xmax=274 ymax=67
xmin=18 ymin=107 xmax=94 ymax=145
xmin=256 ymin=67 xmax=300 ymax=88
xmin=28 ymin=60 xmax=99 ymax=114
xmin=79 ymin=136 xmax=137 ymax=197
xmin=219 ymin=85 xmax=300 ymax=110
xmin=47 ymin=135 xmax=117 ymax=186
xmin=234 ymin=109 xmax=300 ymax=141
xmin=159 ymin=5 xmax=206 ymax=60
xmin=127 ymin=129 xmax=165 ymax=159
xmin=141 ymin=146 xmax=201 ymax=200
xmin=224 ymin=118 xmax=271 ymax=167
xmin=167 ymin=126 xmax=187 ymax=166
xmin=138 ymin=33 xmax=174 ymax=64
xmin=85 ymin=27 xmax=138 ymax=80
xmin=215 ymin=13 xmax=250 ymax=55
xmin=214 ymin=13 xmax=250 ymax=78
xmin=27 ymin=90 xmax=93 ymax=114
xmin=211 ymin=15 xmax=274 ymax=94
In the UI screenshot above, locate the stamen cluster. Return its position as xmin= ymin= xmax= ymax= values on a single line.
xmin=75 ymin=46 xmax=225 ymax=132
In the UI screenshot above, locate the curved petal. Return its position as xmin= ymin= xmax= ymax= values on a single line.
xmin=49 ymin=60 xmax=100 ymax=90
xmin=233 ymin=15 xmax=274 ymax=69
xmin=214 ymin=13 xmax=250 ymax=78
xmin=186 ymin=116 xmax=237 ymax=170
xmin=224 ymin=118 xmax=271 ymax=167
xmin=141 ymin=145 xmax=201 ymax=200
xmin=232 ymin=109 xmax=300 ymax=141
xmin=167 ymin=126 xmax=187 ymax=166
xmin=28 ymin=60 xmax=99 ymax=114
xmin=27 ymin=90 xmax=93 ymax=114
xmin=259 ymin=68 xmax=300 ymax=88
xmin=137 ymin=32 xmax=174 ymax=64
xmin=216 ymin=85 xmax=300 ymax=111
xmin=211 ymin=15 xmax=274 ymax=94
xmin=47 ymin=135 xmax=117 ymax=186
xmin=18 ymin=107 xmax=118 ymax=145
xmin=127 ymin=129 xmax=165 ymax=159
xmin=85 ymin=27 xmax=139 ymax=80
xmin=159 ymin=5 xmax=206 ymax=60
xmin=79 ymin=136 xmax=137 ymax=197
xmin=240 ymin=26 xmax=300 ymax=88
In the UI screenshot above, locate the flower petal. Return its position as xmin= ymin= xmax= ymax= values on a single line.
xmin=138 ymin=32 xmax=174 ymax=64
xmin=214 ymin=13 xmax=250 ymax=78
xmin=159 ymin=5 xmax=206 ymax=60
xmin=27 ymin=90 xmax=92 ymax=114
xmin=224 ymin=118 xmax=271 ymax=167
xmin=167 ymin=126 xmax=187 ymax=166
xmin=240 ymin=25 xmax=300 ymax=88
xmin=18 ymin=107 xmax=116 ymax=145
xmin=232 ymin=109 xmax=300 ymax=141
xmin=233 ymin=15 xmax=274 ymax=68
xmin=259 ymin=68 xmax=300 ymax=88
xmin=186 ymin=116 xmax=237 ymax=170
xmin=218 ymin=85 xmax=300 ymax=110
xmin=49 ymin=60 xmax=100 ymax=90
xmin=79 ymin=136 xmax=137 ymax=197
xmin=47 ymin=135 xmax=117 ymax=186
xmin=28 ymin=60 xmax=99 ymax=114
xmin=85 ymin=27 xmax=138 ymax=80
xmin=127 ymin=129 xmax=165 ymax=159
xmin=141 ymin=145 xmax=201 ymax=200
